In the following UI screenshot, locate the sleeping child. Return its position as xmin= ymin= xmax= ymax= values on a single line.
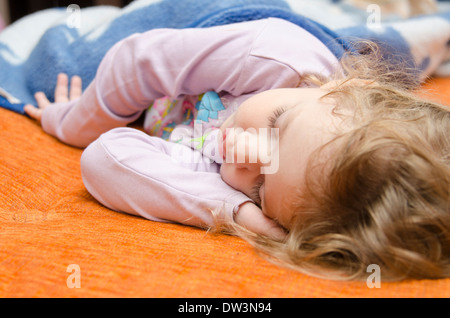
xmin=24 ymin=18 xmax=450 ymax=281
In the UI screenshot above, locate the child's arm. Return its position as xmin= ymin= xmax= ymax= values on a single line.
xmin=81 ymin=127 xmax=285 ymax=240
xmin=26 ymin=20 xmax=297 ymax=148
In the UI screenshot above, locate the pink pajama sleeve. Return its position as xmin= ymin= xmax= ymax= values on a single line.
xmin=41 ymin=20 xmax=269 ymax=147
xmin=80 ymin=127 xmax=251 ymax=228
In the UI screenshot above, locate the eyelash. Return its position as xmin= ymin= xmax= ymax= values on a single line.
xmin=268 ymin=106 xmax=287 ymax=128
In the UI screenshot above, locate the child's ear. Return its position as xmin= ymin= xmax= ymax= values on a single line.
xmin=320 ymin=78 xmax=378 ymax=90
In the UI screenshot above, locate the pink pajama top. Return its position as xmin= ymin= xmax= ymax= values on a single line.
xmin=41 ymin=18 xmax=339 ymax=228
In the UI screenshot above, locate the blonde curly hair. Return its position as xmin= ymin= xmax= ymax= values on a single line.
xmin=220 ymin=41 xmax=450 ymax=281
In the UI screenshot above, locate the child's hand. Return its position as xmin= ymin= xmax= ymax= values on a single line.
xmin=235 ymin=202 xmax=287 ymax=241
xmin=24 ymin=73 xmax=82 ymax=124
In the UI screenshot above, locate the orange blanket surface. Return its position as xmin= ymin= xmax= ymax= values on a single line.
xmin=1 ymin=78 xmax=449 ymax=298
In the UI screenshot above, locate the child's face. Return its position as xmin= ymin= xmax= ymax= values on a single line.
xmin=219 ymin=87 xmax=345 ymax=229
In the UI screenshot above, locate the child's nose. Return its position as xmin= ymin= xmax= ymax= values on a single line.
xmin=224 ymin=128 xmax=263 ymax=167
xmin=223 ymin=127 xmax=279 ymax=176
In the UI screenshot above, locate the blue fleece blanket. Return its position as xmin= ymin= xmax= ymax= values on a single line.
xmin=0 ymin=0 xmax=449 ymax=114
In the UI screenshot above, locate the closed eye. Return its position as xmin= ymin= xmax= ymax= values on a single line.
xmin=268 ymin=106 xmax=287 ymax=129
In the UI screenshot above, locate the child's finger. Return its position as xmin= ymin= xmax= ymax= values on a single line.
xmin=54 ymin=73 xmax=69 ymax=103
xmin=235 ymin=202 xmax=287 ymax=241
xmin=69 ymin=75 xmax=82 ymax=100
xmin=34 ymin=91 xmax=51 ymax=109
xmin=24 ymin=104 xmax=42 ymax=123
